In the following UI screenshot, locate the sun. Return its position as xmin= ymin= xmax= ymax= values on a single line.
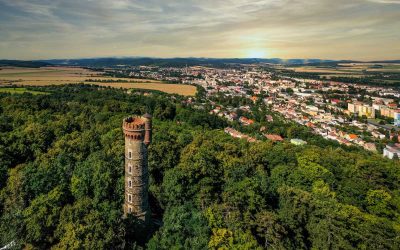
xmin=246 ymin=49 xmax=268 ymax=58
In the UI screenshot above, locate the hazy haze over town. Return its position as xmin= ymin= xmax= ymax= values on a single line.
xmin=0 ymin=0 xmax=399 ymax=60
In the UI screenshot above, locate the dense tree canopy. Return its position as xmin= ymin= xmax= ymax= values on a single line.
xmin=0 ymin=85 xmax=399 ymax=249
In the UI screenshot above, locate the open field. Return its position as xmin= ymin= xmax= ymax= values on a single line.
xmin=321 ymin=74 xmax=366 ymax=79
xmin=87 ymin=82 xmax=196 ymax=95
xmin=287 ymin=63 xmax=400 ymax=75
xmin=0 ymin=87 xmax=48 ymax=95
xmin=0 ymin=66 xmax=101 ymax=77
xmin=289 ymin=67 xmax=347 ymax=74
xmin=0 ymin=66 xmax=196 ymax=96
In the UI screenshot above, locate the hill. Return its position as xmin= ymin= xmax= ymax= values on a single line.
xmin=0 ymin=85 xmax=399 ymax=249
xmin=0 ymin=60 xmax=52 ymax=68
xmin=38 ymin=57 xmax=338 ymax=67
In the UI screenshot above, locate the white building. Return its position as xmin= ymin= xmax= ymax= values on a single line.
xmin=383 ymin=145 xmax=400 ymax=159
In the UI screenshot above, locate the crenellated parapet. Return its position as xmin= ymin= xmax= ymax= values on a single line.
xmin=122 ymin=115 xmax=152 ymax=143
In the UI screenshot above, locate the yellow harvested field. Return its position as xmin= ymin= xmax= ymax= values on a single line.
xmin=367 ymin=68 xmax=400 ymax=72
xmin=321 ymin=74 xmax=365 ymax=79
xmin=87 ymin=82 xmax=196 ymax=96
xmin=0 ymin=66 xmax=196 ymax=96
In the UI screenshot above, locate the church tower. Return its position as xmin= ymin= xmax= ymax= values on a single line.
xmin=122 ymin=114 xmax=152 ymax=224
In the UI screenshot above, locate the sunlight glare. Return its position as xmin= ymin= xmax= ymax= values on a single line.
xmin=246 ymin=49 xmax=268 ymax=58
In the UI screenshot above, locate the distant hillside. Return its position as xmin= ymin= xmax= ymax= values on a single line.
xmin=0 ymin=60 xmax=52 ymax=68
xmin=37 ymin=57 xmax=338 ymax=67
xmin=5 ymin=57 xmax=398 ymax=68
xmin=370 ymin=60 xmax=400 ymax=64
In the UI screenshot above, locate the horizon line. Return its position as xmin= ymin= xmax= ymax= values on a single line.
xmin=1 ymin=56 xmax=399 ymax=63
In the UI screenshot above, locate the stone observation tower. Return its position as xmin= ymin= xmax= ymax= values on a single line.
xmin=122 ymin=114 xmax=152 ymax=224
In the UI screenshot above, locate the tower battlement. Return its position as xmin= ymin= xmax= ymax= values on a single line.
xmin=122 ymin=114 xmax=152 ymax=224
xmin=122 ymin=116 xmax=152 ymax=145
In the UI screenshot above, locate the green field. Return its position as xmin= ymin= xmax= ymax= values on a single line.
xmin=0 ymin=87 xmax=48 ymax=95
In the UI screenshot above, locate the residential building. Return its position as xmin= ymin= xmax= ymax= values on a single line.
xmin=383 ymin=145 xmax=400 ymax=159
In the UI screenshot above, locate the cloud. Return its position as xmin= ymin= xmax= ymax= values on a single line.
xmin=366 ymin=0 xmax=400 ymax=3
xmin=0 ymin=0 xmax=399 ymax=60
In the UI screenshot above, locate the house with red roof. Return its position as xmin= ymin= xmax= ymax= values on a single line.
xmin=264 ymin=134 xmax=284 ymax=142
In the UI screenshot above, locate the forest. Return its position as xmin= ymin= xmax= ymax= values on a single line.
xmin=1 ymin=85 xmax=400 ymax=249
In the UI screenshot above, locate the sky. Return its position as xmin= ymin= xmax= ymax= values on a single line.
xmin=0 ymin=0 xmax=399 ymax=60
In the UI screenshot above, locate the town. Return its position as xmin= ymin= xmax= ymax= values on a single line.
xmin=117 ymin=64 xmax=400 ymax=159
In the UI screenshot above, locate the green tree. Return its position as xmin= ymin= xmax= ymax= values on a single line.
xmin=147 ymin=203 xmax=210 ymax=250
xmin=23 ymin=186 xmax=65 ymax=247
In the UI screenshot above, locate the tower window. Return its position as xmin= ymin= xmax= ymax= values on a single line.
xmin=128 ymin=180 xmax=132 ymax=188
xmin=128 ymin=164 xmax=132 ymax=173
xmin=128 ymin=207 xmax=132 ymax=213
xmin=128 ymin=150 xmax=132 ymax=159
xmin=128 ymin=194 xmax=132 ymax=202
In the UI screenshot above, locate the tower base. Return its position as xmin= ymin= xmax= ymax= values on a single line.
xmin=123 ymin=206 xmax=152 ymax=227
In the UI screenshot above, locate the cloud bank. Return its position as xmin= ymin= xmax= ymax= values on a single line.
xmin=0 ymin=0 xmax=399 ymax=60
